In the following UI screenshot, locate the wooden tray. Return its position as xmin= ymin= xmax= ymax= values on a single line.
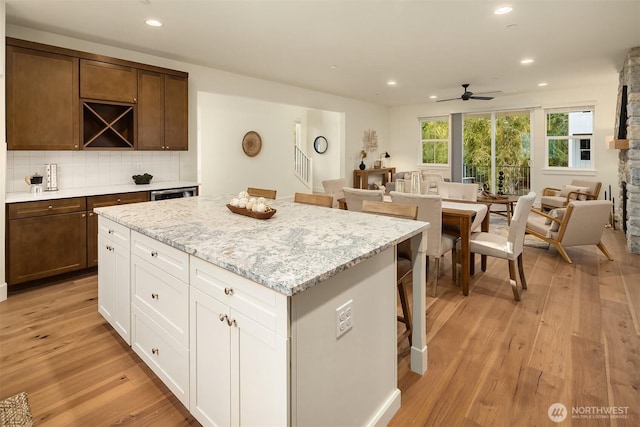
xmin=226 ymin=204 xmax=276 ymax=219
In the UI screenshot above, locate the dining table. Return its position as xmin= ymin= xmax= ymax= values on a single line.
xmin=441 ymin=201 xmax=489 ymax=295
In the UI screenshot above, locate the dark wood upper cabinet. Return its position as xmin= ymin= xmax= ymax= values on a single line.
xmin=6 ymin=45 xmax=80 ymax=150
xmin=6 ymin=38 xmax=188 ymax=151
xmin=80 ymin=59 xmax=138 ymax=103
xmin=164 ymin=75 xmax=189 ymax=151
xmin=137 ymin=70 xmax=165 ymax=150
xmin=138 ymin=71 xmax=188 ymax=150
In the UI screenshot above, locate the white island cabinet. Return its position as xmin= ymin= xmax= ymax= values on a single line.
xmin=97 ymin=216 xmax=131 ymax=344
xmin=96 ymin=195 xmax=429 ymax=427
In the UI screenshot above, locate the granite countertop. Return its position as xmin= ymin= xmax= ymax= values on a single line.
xmin=5 ymin=181 xmax=199 ymax=203
xmin=95 ymin=195 xmax=429 ymax=296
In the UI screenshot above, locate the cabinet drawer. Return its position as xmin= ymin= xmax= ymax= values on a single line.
xmin=8 ymin=197 xmax=86 ymax=219
xmin=132 ymin=255 xmax=189 ymax=346
xmin=132 ymin=305 xmax=189 ymax=407
xmin=131 ymin=231 xmax=189 ymax=282
xmin=98 ymin=216 xmax=130 ymax=247
xmin=190 ymin=256 xmax=288 ymax=337
xmin=88 ymin=191 xmax=149 ymax=210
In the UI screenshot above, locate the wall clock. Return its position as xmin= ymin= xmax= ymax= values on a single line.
xmin=314 ymin=136 xmax=328 ymax=154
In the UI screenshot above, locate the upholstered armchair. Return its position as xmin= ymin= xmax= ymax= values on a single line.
xmin=540 ymin=179 xmax=601 ymax=211
xmin=525 ymin=200 xmax=613 ymax=264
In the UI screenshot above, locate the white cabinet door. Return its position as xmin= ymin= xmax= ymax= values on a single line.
xmin=190 ymin=288 xmax=288 ymax=427
xmin=98 ymin=234 xmax=115 ymax=323
xmin=233 ymin=309 xmax=289 ymax=427
xmin=98 ymin=217 xmax=131 ymax=344
xmin=190 ymin=287 xmax=232 ymax=427
xmin=98 ymin=234 xmax=131 ymax=344
xmin=113 ymin=238 xmax=131 ymax=343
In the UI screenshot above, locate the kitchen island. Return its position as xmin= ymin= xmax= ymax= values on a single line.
xmin=95 ymin=194 xmax=429 ymax=426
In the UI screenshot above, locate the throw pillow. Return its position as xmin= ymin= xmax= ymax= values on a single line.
xmin=558 ymin=184 xmax=589 ymax=200
xmin=548 ymin=208 xmax=566 ymax=232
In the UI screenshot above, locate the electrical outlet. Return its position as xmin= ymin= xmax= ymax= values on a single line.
xmin=335 ymin=299 xmax=354 ymax=339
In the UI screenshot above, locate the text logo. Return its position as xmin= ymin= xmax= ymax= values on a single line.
xmin=548 ymin=403 xmax=568 ymax=423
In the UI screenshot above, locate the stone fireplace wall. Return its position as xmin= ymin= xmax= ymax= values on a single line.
xmin=616 ymin=46 xmax=640 ymax=253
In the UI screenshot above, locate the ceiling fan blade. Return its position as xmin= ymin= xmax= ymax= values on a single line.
xmin=435 ymin=97 xmax=461 ymax=103
xmin=469 ymin=96 xmax=494 ymax=100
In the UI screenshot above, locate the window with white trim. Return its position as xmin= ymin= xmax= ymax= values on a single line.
xmin=545 ymin=107 xmax=594 ymax=168
xmin=420 ymin=116 xmax=449 ymax=165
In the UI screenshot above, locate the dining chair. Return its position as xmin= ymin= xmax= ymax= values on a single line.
xmin=322 ymin=178 xmax=347 ymax=208
xmin=293 ymin=192 xmax=333 ymax=208
xmin=467 ymin=191 xmax=536 ymax=301
xmin=361 ymin=199 xmax=418 ymax=346
xmin=341 ymin=187 xmax=384 ymax=212
xmin=247 ymin=187 xmax=277 ymax=199
xmin=436 ymin=181 xmax=479 ymax=202
xmin=390 ymin=192 xmax=458 ymax=297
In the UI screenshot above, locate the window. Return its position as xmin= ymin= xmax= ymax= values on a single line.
xmin=545 ymin=108 xmax=594 ymax=168
xmin=420 ymin=117 xmax=449 ymax=165
xmin=462 ymin=110 xmax=531 ymax=195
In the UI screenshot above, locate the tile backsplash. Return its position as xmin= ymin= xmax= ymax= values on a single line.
xmin=6 ymin=150 xmax=180 ymax=193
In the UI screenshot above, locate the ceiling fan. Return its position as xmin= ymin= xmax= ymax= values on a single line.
xmin=436 ymin=83 xmax=495 ymax=102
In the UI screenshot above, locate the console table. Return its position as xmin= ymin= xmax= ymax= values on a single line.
xmin=353 ymin=167 xmax=395 ymax=189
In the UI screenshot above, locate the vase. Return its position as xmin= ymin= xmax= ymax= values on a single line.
xmin=359 ymin=160 xmax=366 ymax=170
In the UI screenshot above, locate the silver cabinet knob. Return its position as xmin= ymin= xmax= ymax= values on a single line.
xmin=224 ymin=287 xmax=234 ymax=296
xmin=151 ymin=293 xmax=158 ymax=299
xmin=152 ymin=348 xmax=159 ymax=355
xmin=151 ymin=251 xmax=158 ymax=257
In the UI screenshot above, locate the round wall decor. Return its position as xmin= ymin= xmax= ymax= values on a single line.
xmin=314 ymin=136 xmax=328 ymax=154
xmin=242 ymin=131 xmax=262 ymax=157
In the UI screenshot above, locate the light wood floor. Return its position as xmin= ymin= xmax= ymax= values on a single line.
xmin=0 ymin=227 xmax=638 ymax=426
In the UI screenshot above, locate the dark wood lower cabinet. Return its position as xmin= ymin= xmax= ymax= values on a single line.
xmin=8 ymin=211 xmax=87 ymax=285
xmin=7 ymin=192 xmax=149 ymax=285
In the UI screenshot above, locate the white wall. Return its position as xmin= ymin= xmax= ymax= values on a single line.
xmin=308 ymin=109 xmax=343 ymax=193
xmin=198 ymin=92 xmax=311 ymax=197
xmin=389 ymin=83 xmax=621 ymax=203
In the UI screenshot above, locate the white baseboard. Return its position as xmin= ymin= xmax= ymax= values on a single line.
xmin=0 ymin=282 xmax=7 ymax=302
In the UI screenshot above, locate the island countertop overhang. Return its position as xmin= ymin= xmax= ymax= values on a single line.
xmin=95 ymin=194 xmax=429 ymax=296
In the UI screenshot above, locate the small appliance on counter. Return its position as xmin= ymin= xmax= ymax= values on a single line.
xmin=45 ymin=163 xmax=58 ymax=191
xmin=24 ymin=173 xmax=44 ymax=195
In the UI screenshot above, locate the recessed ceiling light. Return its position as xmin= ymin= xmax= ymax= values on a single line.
xmin=330 ymin=65 xmax=337 ymax=69
xmin=538 ymin=82 xmax=548 ymax=87
xmin=145 ymin=19 xmax=163 ymax=27
xmin=429 ymin=95 xmax=437 ymax=99
xmin=494 ymin=6 xmax=513 ymax=15
xmin=387 ymin=80 xmax=397 ymax=86
xmin=520 ymin=58 xmax=534 ymax=64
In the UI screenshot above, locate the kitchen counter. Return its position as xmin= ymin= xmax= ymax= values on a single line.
xmin=5 ymin=180 xmax=199 ymax=204
xmin=95 ymin=194 xmax=430 ymax=425
xmin=96 ymin=194 xmax=428 ymax=296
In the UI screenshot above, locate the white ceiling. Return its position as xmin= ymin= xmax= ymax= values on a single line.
xmin=6 ymin=0 xmax=640 ymax=106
